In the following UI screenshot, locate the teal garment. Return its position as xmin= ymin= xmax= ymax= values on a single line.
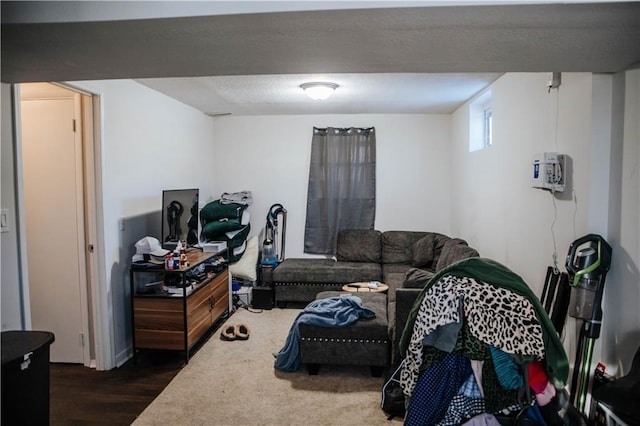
xmin=490 ymin=346 xmax=523 ymax=390
xmin=399 ymin=257 xmax=569 ymax=388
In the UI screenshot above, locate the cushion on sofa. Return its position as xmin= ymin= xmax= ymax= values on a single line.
xmin=273 ymin=259 xmax=337 ymax=281
xmin=431 ymin=233 xmax=453 ymax=262
xmin=382 ymin=231 xmax=428 ymax=264
xmin=412 ymin=234 xmax=436 ymax=268
xmin=272 ymin=258 xmax=381 ymax=283
xmin=382 ymin=263 xmax=415 ymax=297
xmin=435 ymin=239 xmax=479 ymax=271
xmin=336 ymin=229 xmax=382 ymax=263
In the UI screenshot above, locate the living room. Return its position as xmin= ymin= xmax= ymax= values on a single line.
xmin=1 ymin=2 xmax=639 ymax=422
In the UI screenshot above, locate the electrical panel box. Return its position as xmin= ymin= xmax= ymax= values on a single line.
xmin=532 ymin=152 xmax=565 ymax=192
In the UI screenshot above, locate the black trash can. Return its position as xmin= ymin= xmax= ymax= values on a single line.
xmin=1 ymin=330 xmax=55 ymax=426
xmin=252 ymin=285 xmax=274 ymax=310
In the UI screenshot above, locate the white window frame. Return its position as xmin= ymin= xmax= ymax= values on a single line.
xmin=469 ymin=89 xmax=493 ymax=152
xmin=483 ymin=106 xmax=493 ymax=148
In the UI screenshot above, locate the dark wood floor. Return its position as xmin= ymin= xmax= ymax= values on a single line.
xmin=50 ymin=350 xmax=184 ymax=425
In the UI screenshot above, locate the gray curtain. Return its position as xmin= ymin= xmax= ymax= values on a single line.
xmin=304 ymin=127 xmax=376 ymax=254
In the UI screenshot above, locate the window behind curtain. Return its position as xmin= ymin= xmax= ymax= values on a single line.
xmin=304 ymin=127 xmax=376 ymax=254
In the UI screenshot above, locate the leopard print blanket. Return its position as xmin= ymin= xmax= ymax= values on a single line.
xmin=401 ymin=275 xmax=545 ymax=397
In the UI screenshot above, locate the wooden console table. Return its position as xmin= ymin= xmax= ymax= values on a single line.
xmin=129 ymin=249 xmax=230 ymax=363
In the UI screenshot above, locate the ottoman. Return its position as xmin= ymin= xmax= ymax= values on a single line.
xmin=299 ymin=291 xmax=390 ymax=376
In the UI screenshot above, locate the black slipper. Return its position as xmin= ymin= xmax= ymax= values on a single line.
xmin=220 ymin=324 xmax=236 ymax=341
xmin=234 ymin=324 xmax=250 ymax=340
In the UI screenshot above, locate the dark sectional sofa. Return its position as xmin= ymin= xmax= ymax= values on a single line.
xmin=272 ymin=229 xmax=479 ymax=363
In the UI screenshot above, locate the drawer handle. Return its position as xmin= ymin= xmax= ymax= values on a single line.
xmin=209 ymin=296 xmax=215 ymax=311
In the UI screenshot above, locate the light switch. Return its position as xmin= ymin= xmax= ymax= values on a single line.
xmin=1 ymin=209 xmax=8 ymax=233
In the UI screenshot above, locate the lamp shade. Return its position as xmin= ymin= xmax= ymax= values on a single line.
xmin=300 ymin=82 xmax=338 ymax=100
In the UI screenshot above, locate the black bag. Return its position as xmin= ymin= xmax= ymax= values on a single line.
xmin=381 ymin=362 xmax=406 ymax=420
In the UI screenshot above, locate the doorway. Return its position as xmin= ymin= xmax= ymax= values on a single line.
xmin=19 ymin=83 xmax=95 ymax=365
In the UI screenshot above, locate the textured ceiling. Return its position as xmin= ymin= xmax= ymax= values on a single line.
xmin=135 ymin=73 xmax=503 ymax=115
xmin=2 ymin=2 xmax=639 ymax=115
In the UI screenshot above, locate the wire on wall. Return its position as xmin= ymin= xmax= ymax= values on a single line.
xmin=545 ymin=74 xmax=578 ymax=272
xmin=548 ymin=75 xmax=561 ymax=273
xmin=572 ymin=190 xmax=578 ymax=240
xmin=550 ymin=188 xmax=560 ymax=273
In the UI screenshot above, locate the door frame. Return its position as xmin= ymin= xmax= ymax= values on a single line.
xmin=14 ymin=83 xmax=112 ymax=369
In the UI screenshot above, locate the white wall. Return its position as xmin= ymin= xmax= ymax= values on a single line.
xmin=1 ymin=83 xmax=24 ymax=330
xmin=60 ymin=79 xmax=216 ymax=366
xmin=210 ymin=114 xmax=452 ymax=258
xmin=451 ymin=73 xmax=593 ymax=288
xmin=600 ymin=69 xmax=640 ymax=375
xmin=451 ymin=71 xmax=640 ymax=378
xmin=450 ymin=73 xmax=594 ymax=374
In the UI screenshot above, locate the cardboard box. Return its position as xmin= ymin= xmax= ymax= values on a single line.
xmin=235 ymin=286 xmax=252 ymax=306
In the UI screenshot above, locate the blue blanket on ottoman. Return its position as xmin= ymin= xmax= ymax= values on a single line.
xmin=274 ymin=295 xmax=375 ymax=372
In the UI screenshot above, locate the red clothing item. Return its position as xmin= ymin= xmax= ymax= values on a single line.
xmin=529 ymin=360 xmax=549 ymax=394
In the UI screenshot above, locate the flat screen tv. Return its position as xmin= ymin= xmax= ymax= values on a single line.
xmin=161 ymin=188 xmax=199 ymax=250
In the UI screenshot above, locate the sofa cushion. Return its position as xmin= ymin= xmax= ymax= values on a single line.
xmin=432 ymin=233 xmax=453 ymax=260
xmin=272 ymin=258 xmax=381 ymax=283
xmin=382 ymin=231 xmax=428 ymax=264
xmin=336 ymin=229 xmax=382 ymax=263
xmin=412 ymin=234 xmax=436 ymax=268
xmin=435 ymin=239 xmax=479 ymax=271
xmin=382 ymin=263 xmax=415 ymax=300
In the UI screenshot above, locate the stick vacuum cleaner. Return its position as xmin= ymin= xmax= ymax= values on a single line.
xmin=262 ymin=203 xmax=287 ymax=265
xmin=565 ymin=234 xmax=612 ymax=416
xmin=259 ymin=204 xmax=287 ymax=289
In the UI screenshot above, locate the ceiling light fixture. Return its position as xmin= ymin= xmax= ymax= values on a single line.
xmin=300 ymin=82 xmax=339 ymax=101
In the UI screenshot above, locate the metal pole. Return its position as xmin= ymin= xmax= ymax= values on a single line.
xmin=570 ymin=321 xmax=585 ymax=405
xmin=279 ymin=210 xmax=287 ymax=262
xmin=577 ymin=336 xmax=596 ymax=414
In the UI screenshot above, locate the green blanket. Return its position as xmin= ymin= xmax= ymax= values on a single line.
xmin=200 ymin=200 xmax=246 ymax=223
xmin=399 ymin=257 xmax=569 ymax=388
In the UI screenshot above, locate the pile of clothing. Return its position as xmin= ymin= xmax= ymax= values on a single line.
xmin=200 ymin=191 xmax=252 ymax=263
xmin=399 ymin=258 xmax=570 ymax=426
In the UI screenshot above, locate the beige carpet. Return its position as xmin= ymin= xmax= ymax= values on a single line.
xmin=133 ymin=306 xmax=403 ymax=426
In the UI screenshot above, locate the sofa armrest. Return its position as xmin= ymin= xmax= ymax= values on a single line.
xmin=403 ymin=267 xmax=435 ymax=288
xmin=392 ymin=287 xmax=422 ymax=363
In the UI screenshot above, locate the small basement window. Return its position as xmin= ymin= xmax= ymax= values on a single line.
xmin=469 ymin=89 xmax=493 ymax=152
xmin=483 ymin=106 xmax=493 ymax=148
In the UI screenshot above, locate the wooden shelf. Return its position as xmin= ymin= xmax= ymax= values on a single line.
xmin=129 ymin=250 xmax=230 ymax=363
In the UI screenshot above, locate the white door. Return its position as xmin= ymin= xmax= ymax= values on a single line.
xmin=21 ymin=90 xmax=86 ymax=363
